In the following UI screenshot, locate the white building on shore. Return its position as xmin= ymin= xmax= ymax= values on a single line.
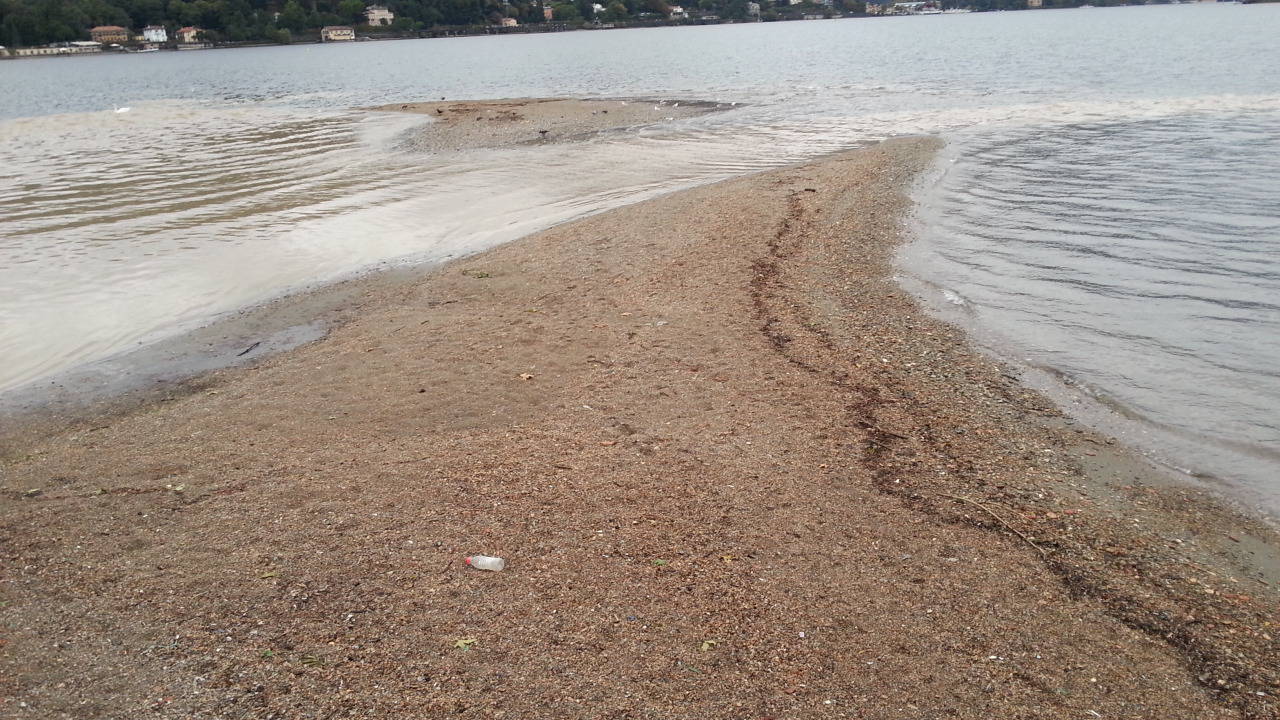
xmin=321 ymin=25 xmax=356 ymax=41
xmin=11 ymin=42 xmax=103 ymax=56
xmin=364 ymin=5 xmax=395 ymax=25
xmin=142 ymin=25 xmax=168 ymax=43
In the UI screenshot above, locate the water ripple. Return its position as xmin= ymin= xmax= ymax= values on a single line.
xmin=910 ymin=111 xmax=1280 ymax=503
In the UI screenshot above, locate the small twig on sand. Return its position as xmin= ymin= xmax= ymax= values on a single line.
xmin=937 ymin=493 xmax=1048 ymax=557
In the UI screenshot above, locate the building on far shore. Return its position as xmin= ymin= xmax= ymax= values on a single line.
xmin=500 ymin=16 xmax=519 ymax=25
xmin=12 ymin=41 xmax=102 ymax=56
xmin=893 ymin=1 xmax=942 ymax=12
xmin=321 ymin=25 xmax=356 ymax=41
xmin=90 ymin=25 xmax=130 ymax=44
xmin=1026 ymin=0 xmax=1043 ymax=6
xmin=142 ymin=25 xmax=168 ymax=43
xmin=176 ymin=26 xmax=203 ymax=43
xmin=364 ymin=5 xmax=395 ymax=25
xmin=866 ymin=0 xmax=941 ymax=13
xmin=668 ymin=5 xmax=689 ymax=18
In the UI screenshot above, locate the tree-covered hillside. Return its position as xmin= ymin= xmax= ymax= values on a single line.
xmin=0 ymin=0 xmax=1130 ymax=51
xmin=0 ymin=0 xmax=744 ymax=47
xmin=0 ymin=0 xmax=534 ymax=47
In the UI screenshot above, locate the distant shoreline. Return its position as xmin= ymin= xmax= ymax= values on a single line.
xmin=4 ymin=0 xmax=1269 ymax=61
xmin=0 ymin=19 xmax=778 ymax=60
xmin=0 ymin=5 xmax=1075 ymax=60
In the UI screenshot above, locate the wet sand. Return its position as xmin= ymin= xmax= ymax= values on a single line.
xmin=2 ymin=137 xmax=1278 ymax=719
xmin=366 ymin=97 xmax=728 ymax=152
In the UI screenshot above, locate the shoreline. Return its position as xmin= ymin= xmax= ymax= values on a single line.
xmin=0 ymin=12 xmax=966 ymax=62
xmin=2 ymin=137 xmax=1277 ymax=717
xmin=0 ymin=261 xmax=432 ymax=460
xmin=896 ymin=150 xmax=1280 ymax=522
xmin=8 ymin=4 xmax=1231 ymax=63
xmin=0 ymin=96 xmax=732 ymax=447
xmin=896 ymin=241 xmax=1280 ymax=524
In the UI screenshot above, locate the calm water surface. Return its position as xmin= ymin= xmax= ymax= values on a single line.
xmin=905 ymin=115 xmax=1280 ymax=501
xmin=1 ymin=4 xmax=1278 ymax=508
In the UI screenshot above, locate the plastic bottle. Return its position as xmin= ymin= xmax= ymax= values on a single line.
xmin=465 ymin=555 xmax=506 ymax=571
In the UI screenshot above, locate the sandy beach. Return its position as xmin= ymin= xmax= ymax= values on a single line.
xmin=2 ymin=133 xmax=1278 ymax=719
xmin=366 ymin=98 xmax=727 ymax=153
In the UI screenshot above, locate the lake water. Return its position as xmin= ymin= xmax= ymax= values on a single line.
xmin=1 ymin=4 xmax=1278 ymax=509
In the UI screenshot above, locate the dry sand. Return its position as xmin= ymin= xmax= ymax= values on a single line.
xmin=2 ymin=137 xmax=1279 ymax=719
xmin=365 ymin=98 xmax=726 ymax=152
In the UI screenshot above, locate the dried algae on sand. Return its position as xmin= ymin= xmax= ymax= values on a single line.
xmin=1 ymin=137 xmax=1278 ymax=719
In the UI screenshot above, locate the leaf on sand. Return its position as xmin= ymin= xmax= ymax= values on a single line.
xmin=700 ymin=640 xmax=719 ymax=652
xmin=259 ymin=571 xmax=279 ymax=579
xmin=454 ymin=637 xmax=477 ymax=650
xmin=651 ymin=559 xmax=668 ymax=566
xmin=519 ymin=373 xmax=534 ymax=381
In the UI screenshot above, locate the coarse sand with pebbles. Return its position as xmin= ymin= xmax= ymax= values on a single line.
xmin=2 ymin=137 xmax=1279 ymax=719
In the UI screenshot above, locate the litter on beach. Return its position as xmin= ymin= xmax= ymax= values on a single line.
xmin=465 ymin=555 xmax=506 ymax=571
